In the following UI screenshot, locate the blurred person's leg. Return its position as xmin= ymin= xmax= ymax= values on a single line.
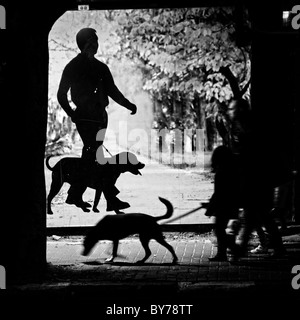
xmin=209 ymin=216 xmax=229 ymax=261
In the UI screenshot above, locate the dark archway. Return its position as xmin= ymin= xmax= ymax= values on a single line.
xmin=1 ymin=0 xmax=299 ymax=285
xmin=2 ymin=1 xmax=72 ymax=283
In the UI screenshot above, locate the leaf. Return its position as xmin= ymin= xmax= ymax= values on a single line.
xmin=221 ymin=31 xmax=229 ymax=41
xmin=172 ymin=22 xmax=184 ymax=34
xmin=166 ymin=45 xmax=177 ymax=53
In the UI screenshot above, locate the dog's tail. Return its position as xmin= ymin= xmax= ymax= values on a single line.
xmin=155 ymin=197 xmax=173 ymax=222
xmin=45 ymin=155 xmax=54 ymax=171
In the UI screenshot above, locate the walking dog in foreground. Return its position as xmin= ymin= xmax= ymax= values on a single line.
xmin=82 ymin=197 xmax=178 ymax=264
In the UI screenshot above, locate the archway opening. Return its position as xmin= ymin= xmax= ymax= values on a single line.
xmin=45 ymin=5 xmax=252 ymax=268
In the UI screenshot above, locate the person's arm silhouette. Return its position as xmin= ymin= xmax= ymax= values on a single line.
xmin=57 ymin=72 xmax=78 ymax=122
xmin=102 ymin=64 xmax=137 ymax=115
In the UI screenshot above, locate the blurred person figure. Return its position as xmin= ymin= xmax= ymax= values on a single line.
xmin=204 ymin=145 xmax=240 ymax=261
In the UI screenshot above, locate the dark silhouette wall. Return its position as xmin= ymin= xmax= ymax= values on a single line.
xmin=2 ymin=1 xmax=72 ymax=282
xmin=249 ymin=4 xmax=299 ymax=221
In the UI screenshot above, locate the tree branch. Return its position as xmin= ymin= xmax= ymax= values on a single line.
xmin=219 ymin=65 xmax=241 ymax=99
xmin=48 ymin=39 xmax=78 ymax=53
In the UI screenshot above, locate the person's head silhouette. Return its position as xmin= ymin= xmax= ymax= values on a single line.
xmin=76 ymin=28 xmax=98 ymax=58
xmin=210 ymin=145 xmax=233 ymax=173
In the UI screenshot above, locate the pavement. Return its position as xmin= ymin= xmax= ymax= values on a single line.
xmin=3 ymin=230 xmax=300 ymax=315
xmin=3 ymin=143 xmax=300 ymax=314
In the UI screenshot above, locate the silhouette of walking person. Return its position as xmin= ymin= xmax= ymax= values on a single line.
xmin=219 ymin=65 xmax=286 ymax=258
xmin=204 ymin=145 xmax=240 ymax=261
xmin=57 ymin=28 xmax=137 ymax=211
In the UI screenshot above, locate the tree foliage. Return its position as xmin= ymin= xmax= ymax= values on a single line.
xmin=112 ymin=7 xmax=251 ymax=137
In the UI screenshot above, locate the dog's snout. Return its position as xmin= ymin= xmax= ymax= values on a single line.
xmin=138 ymin=162 xmax=145 ymax=169
xmin=136 ymin=162 xmax=145 ymax=175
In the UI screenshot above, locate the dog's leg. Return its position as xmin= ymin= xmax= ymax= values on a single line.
xmin=136 ymin=235 xmax=152 ymax=264
xmin=66 ymin=182 xmax=91 ymax=212
xmin=93 ymin=188 xmax=102 ymax=212
xmin=155 ymin=235 xmax=178 ymax=264
xmin=47 ymin=172 xmax=64 ymax=215
xmin=105 ymin=240 xmax=119 ymax=263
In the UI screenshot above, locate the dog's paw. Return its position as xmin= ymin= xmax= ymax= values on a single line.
xmin=115 ymin=210 xmax=125 ymax=215
xmin=172 ymin=258 xmax=178 ymax=265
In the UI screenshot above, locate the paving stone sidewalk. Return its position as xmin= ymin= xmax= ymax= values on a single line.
xmin=45 ymin=236 xmax=299 ymax=285
xmin=4 ymin=232 xmax=300 ymax=315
